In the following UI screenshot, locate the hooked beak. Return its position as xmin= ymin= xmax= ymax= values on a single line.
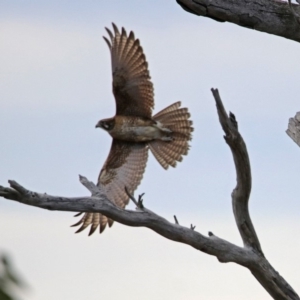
xmin=95 ymin=121 xmax=101 ymax=128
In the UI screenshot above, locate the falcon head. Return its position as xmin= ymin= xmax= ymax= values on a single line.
xmin=95 ymin=118 xmax=115 ymax=131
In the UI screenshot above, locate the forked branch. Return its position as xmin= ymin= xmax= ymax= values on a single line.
xmin=0 ymin=90 xmax=298 ymax=299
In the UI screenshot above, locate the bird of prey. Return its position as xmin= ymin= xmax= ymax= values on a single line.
xmin=72 ymin=24 xmax=193 ymax=235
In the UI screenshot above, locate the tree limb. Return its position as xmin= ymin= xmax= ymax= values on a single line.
xmin=212 ymin=88 xmax=298 ymax=300
xmin=0 ymin=178 xmax=252 ymax=266
xmin=1 ymin=90 xmax=299 ymax=299
xmin=286 ymin=112 xmax=300 ymax=147
xmin=212 ymin=88 xmax=262 ymax=254
xmin=176 ymin=0 xmax=300 ymax=43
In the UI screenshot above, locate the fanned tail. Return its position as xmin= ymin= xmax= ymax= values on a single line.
xmin=149 ymin=101 xmax=193 ymax=169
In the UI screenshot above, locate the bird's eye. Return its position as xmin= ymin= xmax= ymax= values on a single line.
xmin=103 ymin=123 xmax=109 ymax=129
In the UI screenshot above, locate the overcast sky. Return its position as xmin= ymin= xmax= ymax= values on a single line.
xmin=1 ymin=1 xmax=300 ymax=299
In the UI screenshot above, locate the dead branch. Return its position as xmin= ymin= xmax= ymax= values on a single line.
xmin=0 ymin=178 xmax=252 ymax=266
xmin=0 ymin=90 xmax=299 ymax=299
xmin=176 ymin=0 xmax=300 ymax=43
xmin=212 ymin=88 xmax=298 ymax=300
xmin=212 ymin=88 xmax=262 ymax=254
xmin=286 ymin=112 xmax=300 ymax=147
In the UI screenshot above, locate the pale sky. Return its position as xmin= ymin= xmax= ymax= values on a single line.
xmin=1 ymin=1 xmax=300 ymax=299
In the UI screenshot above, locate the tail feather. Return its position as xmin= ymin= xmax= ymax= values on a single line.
xmin=153 ymin=101 xmax=181 ymax=119
xmin=149 ymin=143 xmax=171 ymax=169
xmin=149 ymin=102 xmax=193 ymax=169
xmin=155 ymin=108 xmax=190 ymax=123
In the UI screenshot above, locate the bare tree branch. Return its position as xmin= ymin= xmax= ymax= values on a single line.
xmin=212 ymin=88 xmax=299 ymax=300
xmin=1 ymin=90 xmax=299 ymax=299
xmin=286 ymin=112 xmax=300 ymax=147
xmin=176 ymin=0 xmax=300 ymax=43
xmin=174 ymin=215 xmax=179 ymax=224
xmin=212 ymin=88 xmax=262 ymax=254
xmin=0 ymin=178 xmax=253 ymax=266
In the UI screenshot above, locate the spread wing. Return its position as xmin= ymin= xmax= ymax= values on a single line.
xmin=104 ymin=23 xmax=154 ymax=118
xmin=72 ymin=140 xmax=148 ymax=235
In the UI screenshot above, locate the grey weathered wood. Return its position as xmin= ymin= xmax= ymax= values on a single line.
xmin=0 ymin=178 xmax=254 ymax=266
xmin=212 ymin=88 xmax=262 ymax=254
xmin=212 ymin=88 xmax=298 ymax=300
xmin=176 ymin=0 xmax=300 ymax=43
xmin=0 ymin=90 xmax=299 ymax=299
xmin=286 ymin=112 xmax=300 ymax=147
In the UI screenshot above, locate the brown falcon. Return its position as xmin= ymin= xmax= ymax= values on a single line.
xmin=72 ymin=24 xmax=193 ymax=235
